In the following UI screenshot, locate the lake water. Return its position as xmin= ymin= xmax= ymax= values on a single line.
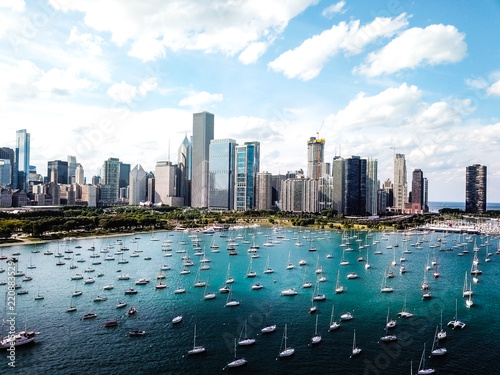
xmin=1 ymin=227 xmax=499 ymax=374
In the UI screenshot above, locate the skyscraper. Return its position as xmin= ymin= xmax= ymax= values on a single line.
xmin=101 ymin=157 xmax=120 ymax=201
xmin=0 ymin=147 xmax=15 ymax=186
xmin=344 ymin=156 xmax=367 ymax=216
xmin=307 ymin=137 xmax=325 ymax=179
xmin=466 ymin=164 xmax=487 ymax=213
xmin=14 ymin=129 xmax=30 ymax=191
xmin=0 ymin=159 xmax=12 ymax=187
xmin=208 ymin=139 xmax=236 ymax=210
xmin=332 ymin=156 xmax=345 ymax=214
xmin=75 ymin=164 xmax=85 ymax=185
xmin=191 ymin=111 xmax=214 ymax=207
xmin=364 ymin=157 xmax=378 ymax=216
xmin=129 ymin=164 xmax=147 ymax=205
xmin=235 ymin=141 xmax=260 ymax=211
xmin=67 ymin=155 xmax=77 ymax=184
xmin=178 ymin=135 xmax=192 ymax=206
xmin=411 ymin=169 xmax=424 ymax=208
xmin=119 ymin=162 xmax=131 ymax=189
xmin=393 ymin=153 xmax=407 ymax=212
xmin=155 ymin=161 xmax=183 ymax=206
xmin=256 ymin=171 xmax=272 ymax=210
xmin=47 ymin=160 xmax=68 ymax=184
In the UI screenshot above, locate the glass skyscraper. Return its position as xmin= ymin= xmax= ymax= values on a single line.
xmin=47 ymin=160 xmax=68 ymax=184
xmin=344 ymin=156 xmax=367 ymax=216
xmin=15 ymin=129 xmax=30 ymax=191
xmin=191 ymin=111 xmax=214 ymax=208
xmin=101 ymin=157 xmax=120 ymax=201
xmin=465 ymin=164 xmax=487 ymax=213
xmin=235 ymin=141 xmax=260 ymax=211
xmin=208 ymin=139 xmax=237 ymax=210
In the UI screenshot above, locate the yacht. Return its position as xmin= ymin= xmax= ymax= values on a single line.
xmin=281 ymin=288 xmax=298 ymax=296
xmin=0 ymin=330 xmax=38 ymax=349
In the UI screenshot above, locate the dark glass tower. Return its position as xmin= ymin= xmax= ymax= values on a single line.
xmin=466 ymin=164 xmax=486 ymax=213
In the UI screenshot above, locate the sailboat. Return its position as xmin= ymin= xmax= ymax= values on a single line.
xmin=225 ymin=263 xmax=234 ymax=284
xmin=246 ymin=257 xmax=257 ymax=278
xmin=365 ymin=248 xmax=371 ymax=269
xmin=398 ymin=295 xmax=414 ymax=318
xmin=328 ymin=305 xmax=340 ymax=331
xmin=350 ymin=329 xmax=361 ymax=357
xmin=447 ymin=299 xmax=465 ymax=329
xmin=430 ymin=325 xmax=447 ymax=356
xmin=286 ymin=251 xmax=294 ymax=269
xmin=224 ymin=338 xmax=247 ymax=368
xmin=339 ymin=247 xmax=349 ymax=266
xmin=437 ymin=309 xmax=446 ymax=340
xmin=238 ymin=320 xmax=255 ymax=346
xmin=225 ymin=288 xmax=239 ymax=307
xmin=263 ymin=255 xmax=274 ymax=274
xmin=188 ymin=324 xmax=206 ymax=355
xmin=203 ymin=277 xmax=216 ymax=300
xmin=302 ymin=267 xmax=313 ymax=288
xmin=465 ymin=286 xmax=474 ymax=308
xmin=311 ymin=314 xmax=321 ymax=344
xmin=417 ymin=343 xmax=435 ymax=374
xmin=313 ymin=278 xmax=326 ymax=301
xmin=278 ymin=324 xmax=295 ymax=357
xmin=380 ymin=306 xmax=397 ymax=342
xmin=380 ymin=272 xmax=394 ymax=293
xmin=462 ymin=271 xmax=473 ymax=297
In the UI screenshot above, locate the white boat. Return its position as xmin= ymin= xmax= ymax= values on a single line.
xmin=380 ymin=307 xmax=397 ymax=342
xmin=286 ymin=251 xmax=294 ymax=269
xmin=225 ymin=339 xmax=247 ymax=368
xmin=431 ymin=325 xmax=447 ymax=356
xmin=364 ymin=248 xmax=371 ymax=269
xmin=335 ymin=270 xmax=344 ymax=294
xmin=462 ymin=271 xmax=473 ymax=297
xmin=278 ymin=324 xmax=295 ymax=357
xmin=339 ymin=247 xmax=349 ymax=266
xmin=116 ymin=302 xmax=127 ymax=308
xmin=263 ymin=255 xmax=274 ymax=274
xmin=188 ymin=324 xmax=206 ymax=355
xmin=238 ymin=320 xmax=256 ymax=346
xmin=246 ymin=257 xmax=257 ymax=278
xmin=172 ymin=315 xmax=182 ymax=324
xmin=251 ymin=282 xmax=263 ymax=290
xmin=261 ymin=324 xmax=276 ymax=334
xmin=329 ymin=305 xmax=340 ymax=331
xmin=350 ymin=329 xmax=361 ymax=357
xmin=447 ymin=299 xmax=466 ymax=329
xmin=380 ymin=272 xmax=393 ymax=293
xmin=437 ymin=309 xmax=446 ymax=340
xmin=174 ymin=286 xmax=186 ymax=294
xmin=340 ymin=312 xmax=353 ymax=321
xmin=225 ymin=288 xmax=240 ymax=307
xmin=203 ymin=277 xmax=216 ymax=300
xmin=281 ymin=288 xmax=298 ymax=296
xmin=465 ymin=289 xmax=473 ymax=308
xmin=311 ymin=314 xmax=321 ymax=344
xmin=135 ymin=278 xmax=150 ymax=285
xmin=386 ymin=305 xmax=396 ymax=329
xmin=417 ymin=343 xmax=435 ymax=374
xmin=225 ymin=263 xmax=234 ymax=284
xmin=398 ymin=295 xmax=414 ymax=318
xmin=347 ymin=272 xmax=358 ymax=279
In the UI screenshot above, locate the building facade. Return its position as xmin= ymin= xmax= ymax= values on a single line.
xmin=191 ymin=111 xmax=214 ymax=207
xmin=129 ymin=164 xmax=147 ymax=205
xmin=465 ymin=164 xmax=487 ymax=213
xmin=256 ymin=171 xmax=273 ymax=210
xmin=101 ymin=157 xmax=120 ymax=201
xmin=234 ymin=141 xmax=260 ymax=211
xmin=14 ymin=129 xmax=30 ymax=191
xmin=47 ymin=160 xmax=68 ymax=184
xmin=208 ymin=139 xmax=236 ymax=210
xmin=178 ymin=135 xmax=192 ymax=206
xmin=307 ymin=137 xmax=325 ymax=179
xmin=393 ymin=153 xmax=407 ymax=212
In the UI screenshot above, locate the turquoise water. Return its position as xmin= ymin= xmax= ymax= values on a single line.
xmin=1 ymin=228 xmax=500 ymax=374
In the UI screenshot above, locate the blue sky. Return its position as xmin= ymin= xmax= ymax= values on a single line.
xmin=1 ymin=0 xmax=500 ymax=202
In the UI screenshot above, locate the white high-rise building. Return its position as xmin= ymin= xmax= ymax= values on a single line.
xmin=191 ymin=111 xmax=214 ymax=207
xmin=307 ymin=137 xmax=325 ymax=179
xmin=75 ymin=164 xmax=84 ymax=185
xmin=393 ymin=153 xmax=407 ymax=212
xmin=256 ymin=171 xmax=272 ymax=210
xmin=129 ymin=164 xmax=147 ymax=205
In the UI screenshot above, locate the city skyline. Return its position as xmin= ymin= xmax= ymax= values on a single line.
xmin=1 ymin=1 xmax=500 ymax=201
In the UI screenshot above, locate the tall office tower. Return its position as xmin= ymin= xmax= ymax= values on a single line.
xmin=0 ymin=148 xmax=15 ymax=186
xmin=465 ymin=164 xmax=487 ymax=213
xmin=75 ymin=164 xmax=85 ymax=185
xmin=318 ymin=175 xmax=334 ymax=211
xmin=364 ymin=157 xmax=378 ymax=216
xmin=307 ymin=137 xmax=325 ymax=179
xmin=393 ymin=153 xmax=407 ymax=212
xmin=208 ymin=139 xmax=236 ymax=210
xmin=235 ymin=141 xmax=260 ymax=211
xmin=411 ymin=169 xmax=424 ymax=209
xmin=271 ymin=174 xmax=285 ymax=208
xmin=67 ymin=156 xmax=77 ymax=184
xmin=101 ymin=157 xmax=121 ymax=201
xmin=191 ymin=111 xmax=214 ymax=207
xmin=344 ymin=156 xmax=367 ymax=216
xmin=423 ymin=178 xmax=429 ymax=212
xmin=119 ymin=162 xmax=130 ymax=189
xmin=256 ymin=171 xmax=272 ymax=210
xmin=47 ymin=160 xmax=68 ymax=184
xmin=14 ymin=129 xmax=30 ymax=191
xmin=0 ymin=159 xmax=12 ymax=187
xmin=280 ymin=177 xmax=318 ymax=213
xmin=383 ymin=178 xmax=394 ymax=208
xmin=155 ymin=161 xmax=183 ymax=206
xmin=332 ymin=156 xmax=345 ymax=214
xmin=178 ymin=135 xmax=192 ymax=206
xmin=129 ymin=164 xmax=147 ymax=205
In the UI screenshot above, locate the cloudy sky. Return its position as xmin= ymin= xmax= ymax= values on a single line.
xmin=1 ymin=0 xmax=500 ymax=202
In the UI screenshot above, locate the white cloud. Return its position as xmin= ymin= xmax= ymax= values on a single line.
xmin=268 ymin=13 xmax=409 ymax=80
xmin=67 ymin=27 xmax=104 ymax=55
xmin=179 ymin=91 xmax=223 ymax=108
xmin=238 ymin=42 xmax=268 ymax=65
xmin=36 ymin=67 xmax=95 ymax=96
xmin=107 ymin=77 xmax=158 ymax=103
xmin=355 ymin=24 xmax=467 ymax=77
xmin=487 ymin=80 xmax=500 ymax=96
xmin=0 ymin=0 xmax=25 ymax=12
xmin=322 ymin=1 xmax=346 ymax=18
xmin=49 ymin=0 xmax=317 ymax=62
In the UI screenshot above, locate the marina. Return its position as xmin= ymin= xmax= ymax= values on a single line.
xmin=1 ymin=226 xmax=499 ymax=374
